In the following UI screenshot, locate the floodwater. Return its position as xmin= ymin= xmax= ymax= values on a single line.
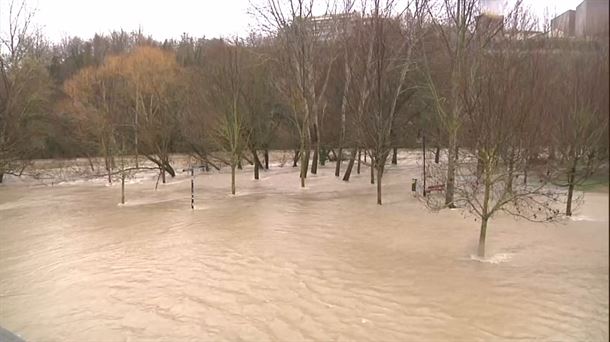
xmin=0 ymin=153 xmax=608 ymax=341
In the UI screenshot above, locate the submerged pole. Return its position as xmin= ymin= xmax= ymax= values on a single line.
xmin=191 ymin=167 xmax=195 ymax=210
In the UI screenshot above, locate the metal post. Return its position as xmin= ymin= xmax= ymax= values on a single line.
xmin=191 ymin=167 xmax=194 ymax=210
xmin=423 ymin=132 xmax=427 ymax=197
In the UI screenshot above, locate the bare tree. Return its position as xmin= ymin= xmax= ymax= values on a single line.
xmin=348 ymin=0 xmax=426 ymax=204
xmin=333 ymin=3 xmax=357 ymax=178
xmin=422 ymin=10 xmax=566 ymax=257
xmin=549 ymin=42 xmax=609 ymax=216
xmin=241 ymin=36 xmax=281 ymax=180
xmin=0 ymin=0 xmax=52 ymax=182
xmin=179 ymin=38 xmax=226 ymax=172
xmin=423 ymin=0 xmax=505 ymax=207
xmin=255 ymin=0 xmax=336 ymax=187
xmin=209 ymin=40 xmax=250 ymax=195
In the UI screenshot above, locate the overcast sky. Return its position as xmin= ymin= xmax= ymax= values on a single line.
xmin=0 ymin=0 xmax=585 ymax=43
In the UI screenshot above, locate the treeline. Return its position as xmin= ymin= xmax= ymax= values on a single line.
xmin=1 ymin=0 xmax=608 ymax=254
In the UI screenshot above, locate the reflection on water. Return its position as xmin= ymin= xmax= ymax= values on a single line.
xmin=0 ymin=156 xmax=608 ymax=341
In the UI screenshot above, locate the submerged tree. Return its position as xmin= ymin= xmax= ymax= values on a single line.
xmin=349 ymin=0 xmax=426 ymax=204
xmin=240 ymin=37 xmax=281 ymax=180
xmin=209 ymin=41 xmax=250 ymax=195
xmin=423 ymin=9 xmax=565 ymax=257
xmin=256 ymin=0 xmax=336 ymax=187
xmin=179 ymin=38 xmax=226 ymax=171
xmin=549 ymin=43 xmax=609 ymax=216
xmin=423 ymin=0 xmax=496 ymax=207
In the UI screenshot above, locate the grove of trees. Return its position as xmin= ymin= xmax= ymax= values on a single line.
xmin=1 ymin=0 xmax=608 ymax=257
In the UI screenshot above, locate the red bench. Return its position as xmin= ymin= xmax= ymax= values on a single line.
xmin=426 ymin=184 xmax=445 ymax=192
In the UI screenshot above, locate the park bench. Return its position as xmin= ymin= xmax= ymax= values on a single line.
xmin=426 ymin=184 xmax=445 ymax=193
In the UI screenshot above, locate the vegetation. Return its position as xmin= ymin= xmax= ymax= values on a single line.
xmin=0 ymin=0 xmax=608 ymax=257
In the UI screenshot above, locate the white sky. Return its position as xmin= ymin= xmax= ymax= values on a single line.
xmin=0 ymin=0 xmax=586 ymax=43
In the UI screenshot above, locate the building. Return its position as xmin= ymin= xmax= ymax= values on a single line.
xmin=294 ymin=12 xmax=399 ymax=42
xmin=475 ymin=13 xmax=504 ymax=42
xmin=551 ymin=10 xmax=576 ymax=37
xmin=308 ymin=12 xmax=362 ymax=41
xmin=575 ymin=0 xmax=609 ymax=38
xmin=550 ymin=0 xmax=609 ymax=39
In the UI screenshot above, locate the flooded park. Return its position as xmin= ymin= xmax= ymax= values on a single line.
xmin=1 ymin=0 xmax=609 ymax=340
xmin=0 ymin=153 xmax=608 ymax=341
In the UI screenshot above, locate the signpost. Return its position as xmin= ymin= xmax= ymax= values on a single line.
xmin=191 ymin=167 xmax=194 ymax=210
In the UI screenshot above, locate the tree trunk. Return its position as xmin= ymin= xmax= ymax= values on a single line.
xmin=506 ymin=155 xmax=515 ymax=193
xmin=320 ymin=147 xmax=326 ymax=166
xmin=87 ymin=155 xmax=95 ymax=172
xmin=162 ymin=160 xmax=175 ymax=177
xmin=478 ymin=216 xmax=488 ymax=258
xmin=105 ymin=157 xmax=112 ymax=184
xmin=370 ymin=157 xmax=375 ymax=185
xmin=478 ymin=166 xmax=492 ymax=258
xmin=134 ymin=109 xmax=139 ymax=169
xmin=121 ymin=173 xmax=125 ymax=204
xmin=161 ymin=168 xmax=166 ymax=184
xmin=264 ymin=149 xmax=269 ymax=169
xmin=0 ymin=173 xmax=4 ymax=183
xmin=391 ymin=147 xmax=398 ymax=165
xmin=103 ymin=136 xmax=112 ymax=184
xmin=304 ymin=150 xmax=311 ymax=178
xmin=251 ymin=149 xmax=263 ymax=180
xmin=566 ymin=165 xmax=576 ymax=216
xmin=434 ymin=145 xmax=440 ymax=164
xmin=254 ymin=159 xmax=259 ymax=180
xmin=337 ymin=46 xmax=349 ymax=175
xmin=299 ymin=146 xmax=307 ymax=188
xmin=476 ymin=152 xmax=483 ymax=178
xmin=376 ymin=165 xmax=384 ymax=205
xmin=342 ymin=148 xmax=357 ymax=182
xmin=423 ymin=134 xmax=427 ymax=196
xmin=335 ymin=148 xmax=342 ymax=177
xmin=311 ymin=148 xmax=318 ymax=174
xmin=311 ymin=124 xmax=319 ymax=175
xmin=445 ymin=135 xmax=456 ymax=208
xmin=245 ymin=155 xmax=254 ymax=165
xmin=293 ymin=149 xmax=300 ymax=167
xmin=231 ymin=164 xmax=236 ymax=195
xmin=357 ymin=149 xmax=361 ymax=174
xmin=329 ymin=149 xmax=337 ymax=161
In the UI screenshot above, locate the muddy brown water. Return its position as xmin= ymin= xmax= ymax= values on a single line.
xmin=0 ymin=156 xmax=608 ymax=341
